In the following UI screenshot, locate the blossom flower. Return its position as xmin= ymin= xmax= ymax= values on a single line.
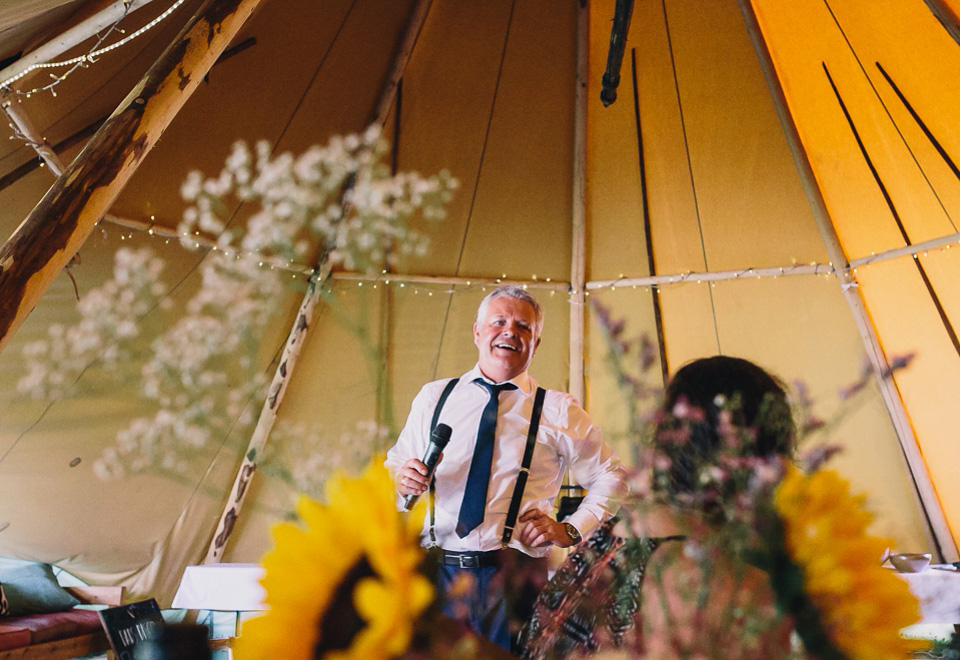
xmin=773 ymin=466 xmax=921 ymax=660
xmin=234 ymin=459 xmax=433 ymax=660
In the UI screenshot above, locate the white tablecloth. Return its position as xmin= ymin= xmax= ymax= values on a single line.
xmin=172 ymin=564 xmax=267 ymax=611
xmin=897 ymin=567 xmax=960 ymax=624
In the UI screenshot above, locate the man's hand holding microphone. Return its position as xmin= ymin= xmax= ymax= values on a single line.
xmin=398 ymin=423 xmax=451 ymax=509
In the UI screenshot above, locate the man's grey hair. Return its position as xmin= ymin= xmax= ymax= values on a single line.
xmin=476 ymin=286 xmax=544 ymax=338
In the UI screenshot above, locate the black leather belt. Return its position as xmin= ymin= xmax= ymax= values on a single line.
xmin=440 ymin=549 xmax=503 ymax=569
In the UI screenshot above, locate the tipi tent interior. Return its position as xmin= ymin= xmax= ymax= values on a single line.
xmin=0 ymin=0 xmax=959 ymax=610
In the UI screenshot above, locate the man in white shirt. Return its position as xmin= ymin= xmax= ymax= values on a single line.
xmin=385 ymin=286 xmax=627 ymax=650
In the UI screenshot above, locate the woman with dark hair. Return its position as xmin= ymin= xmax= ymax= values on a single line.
xmin=518 ymin=356 xmax=796 ymax=660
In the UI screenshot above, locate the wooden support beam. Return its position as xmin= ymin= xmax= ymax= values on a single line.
xmin=569 ymin=0 xmax=588 ymax=406
xmin=0 ymin=0 xmax=266 ymax=354
xmin=0 ymin=0 xmax=161 ymax=89
xmin=203 ymin=267 xmax=328 ymax=563
xmin=922 ymin=0 xmax=960 ymax=48
xmin=1 ymin=97 xmax=65 ymax=175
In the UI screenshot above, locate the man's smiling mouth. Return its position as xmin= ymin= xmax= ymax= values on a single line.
xmin=494 ymin=343 xmax=519 ymax=352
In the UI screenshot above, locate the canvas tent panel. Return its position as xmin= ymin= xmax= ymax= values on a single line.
xmin=584 ymin=0 xmax=935 ymax=553
xmin=751 ymin=0 xmax=960 ymax=257
xmin=607 ymin=0 xmax=832 ymax=282
xmin=395 ymin=0 xmax=576 ymax=282
xmin=751 ymin=0 xmax=960 ymax=547
xmin=657 ymin=0 xmax=830 ymax=272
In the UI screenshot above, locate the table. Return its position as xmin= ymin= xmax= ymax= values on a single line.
xmin=172 ymin=564 xmax=267 ymax=660
xmin=172 ymin=564 xmax=266 ymax=612
xmin=896 ymin=566 xmax=960 ymax=624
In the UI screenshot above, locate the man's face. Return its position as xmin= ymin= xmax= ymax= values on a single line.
xmin=474 ymin=296 xmax=541 ymax=383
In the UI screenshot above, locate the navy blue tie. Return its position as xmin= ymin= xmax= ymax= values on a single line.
xmin=456 ymin=379 xmax=517 ymax=538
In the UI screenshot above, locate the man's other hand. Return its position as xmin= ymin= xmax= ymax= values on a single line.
xmin=517 ymin=510 xmax=577 ymax=548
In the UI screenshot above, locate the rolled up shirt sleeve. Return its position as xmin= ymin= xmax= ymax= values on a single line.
xmin=551 ymin=393 xmax=629 ymax=540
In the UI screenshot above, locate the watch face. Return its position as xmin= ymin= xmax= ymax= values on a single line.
xmin=564 ymin=523 xmax=581 ymax=542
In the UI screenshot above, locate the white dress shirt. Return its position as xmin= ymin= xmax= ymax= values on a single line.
xmin=385 ymin=365 xmax=627 ymax=557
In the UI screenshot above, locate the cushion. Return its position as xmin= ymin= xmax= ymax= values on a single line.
xmin=0 ymin=562 xmax=80 ymax=617
xmin=0 ymin=609 xmax=102 ymax=644
xmin=0 ymin=624 xmax=30 ymax=652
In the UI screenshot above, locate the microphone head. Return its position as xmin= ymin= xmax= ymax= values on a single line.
xmin=430 ymin=423 xmax=452 ymax=449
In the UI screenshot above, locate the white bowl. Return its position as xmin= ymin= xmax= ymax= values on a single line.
xmin=889 ymin=552 xmax=932 ymax=573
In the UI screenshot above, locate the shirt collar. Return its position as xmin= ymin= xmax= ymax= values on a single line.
xmin=465 ymin=364 xmax=535 ymax=395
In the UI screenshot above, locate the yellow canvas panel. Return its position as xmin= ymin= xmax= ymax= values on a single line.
xmin=711 ymin=275 xmax=930 ymax=548
xmin=855 ymin=258 xmax=960 ymax=541
xmin=622 ymin=0 xmax=705 ymax=276
xmin=396 ymin=0 xmax=531 ymax=278
xmin=657 ymin=284 xmax=722 ymax=365
xmin=653 ymin=0 xmax=827 ymax=272
xmin=584 ymin=287 xmax=668 ymax=463
xmin=750 ymin=0 xmax=960 ymax=259
xmin=752 ymin=0 xmax=960 ymax=551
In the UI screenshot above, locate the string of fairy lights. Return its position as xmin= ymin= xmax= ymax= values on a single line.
xmin=96 ymin=215 xmax=960 ymax=299
xmin=0 ymin=0 xmax=189 ymax=98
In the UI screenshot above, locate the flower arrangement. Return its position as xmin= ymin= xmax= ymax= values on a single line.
xmin=234 ymin=458 xmax=434 ymax=660
xmin=766 ymin=465 xmax=922 ymax=660
xmin=17 ymin=126 xmax=456 ymax=487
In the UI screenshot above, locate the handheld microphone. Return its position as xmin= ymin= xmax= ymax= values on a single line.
xmin=403 ymin=423 xmax=452 ymax=510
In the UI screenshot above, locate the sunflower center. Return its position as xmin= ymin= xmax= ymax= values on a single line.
xmin=314 ymin=555 xmax=375 ymax=658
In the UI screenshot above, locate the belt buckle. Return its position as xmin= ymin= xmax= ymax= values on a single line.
xmin=458 ymin=554 xmax=474 ymax=569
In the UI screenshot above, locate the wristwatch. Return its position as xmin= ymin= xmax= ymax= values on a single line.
xmin=562 ymin=522 xmax=582 ymax=544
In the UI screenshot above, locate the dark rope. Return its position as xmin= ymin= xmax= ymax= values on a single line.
xmin=631 ymin=47 xmax=669 ymax=385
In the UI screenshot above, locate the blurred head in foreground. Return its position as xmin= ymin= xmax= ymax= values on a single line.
xmin=655 ymin=355 xmax=796 ymax=498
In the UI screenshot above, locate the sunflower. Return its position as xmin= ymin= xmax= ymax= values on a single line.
xmin=774 ymin=465 xmax=921 ymax=660
xmin=234 ymin=457 xmax=434 ymax=660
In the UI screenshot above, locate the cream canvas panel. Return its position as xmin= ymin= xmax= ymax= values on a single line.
xmin=0 ymin=228 xmax=268 ymax=604
xmin=585 ymin=0 xmax=931 ymax=552
xmin=395 ymin=0 xmax=576 ymax=281
xmin=752 ymin=0 xmax=960 ymax=548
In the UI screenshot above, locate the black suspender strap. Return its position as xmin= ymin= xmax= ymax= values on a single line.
xmin=501 ymin=386 xmax=547 ymax=547
xmin=428 ymin=378 xmax=459 ymax=545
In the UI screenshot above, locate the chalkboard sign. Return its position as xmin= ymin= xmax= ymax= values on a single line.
xmin=98 ymin=598 xmax=165 ymax=660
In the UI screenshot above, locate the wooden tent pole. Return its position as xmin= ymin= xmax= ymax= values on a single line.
xmin=0 ymin=0 xmax=162 ymax=89
xmin=739 ymin=0 xmax=958 ymax=561
xmin=569 ymin=0 xmax=588 ymax=406
xmin=0 ymin=0 xmax=266 ymax=355
xmin=922 ymin=0 xmax=960 ymax=47
xmin=203 ymin=265 xmax=330 ymax=563
xmin=372 ymin=0 xmax=433 ymax=127
xmin=1 ymin=99 xmax=64 ymax=175
xmin=202 ymin=0 xmax=435 ymax=563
